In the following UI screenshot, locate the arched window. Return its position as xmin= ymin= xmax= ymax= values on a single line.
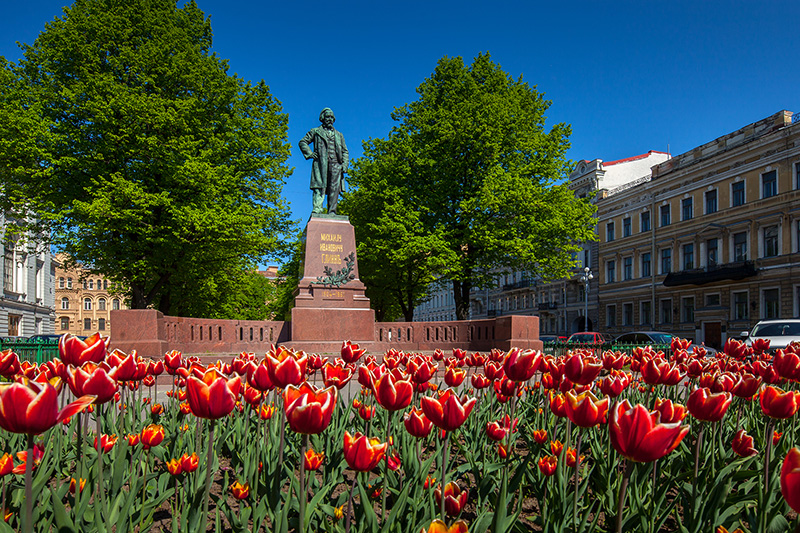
xmin=58 ymin=277 xmax=65 ymax=289
xmin=112 ymin=299 xmax=120 ymax=310
xmin=84 ymin=298 xmax=92 ymax=310
xmin=98 ymin=298 xmax=106 ymax=311
xmin=98 ymin=318 xmax=106 ymax=331
xmin=60 ymin=317 xmax=69 ymax=330
xmin=88 ymin=279 xmax=94 ymax=290
xmin=61 ymin=297 xmax=69 ymax=310
xmin=67 ymin=277 xmax=73 ymax=289
xmin=83 ymin=318 xmax=92 ymax=330
xmin=103 ymin=280 xmax=108 ymax=290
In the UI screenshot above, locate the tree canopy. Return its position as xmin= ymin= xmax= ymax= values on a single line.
xmin=0 ymin=0 xmax=293 ymax=315
xmin=345 ymin=53 xmax=596 ymax=320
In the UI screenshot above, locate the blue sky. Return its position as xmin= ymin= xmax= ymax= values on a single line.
xmin=2 ymin=0 xmax=799 ymax=261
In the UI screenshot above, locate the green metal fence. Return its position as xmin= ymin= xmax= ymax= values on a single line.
xmin=542 ymin=341 xmax=671 ymax=358
xmin=0 ymin=338 xmax=60 ymax=365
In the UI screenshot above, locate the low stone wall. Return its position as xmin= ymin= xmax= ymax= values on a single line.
xmin=110 ymin=309 xmax=541 ymax=357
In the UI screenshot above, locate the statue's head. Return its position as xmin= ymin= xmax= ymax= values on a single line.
xmin=319 ymin=108 xmax=336 ymax=127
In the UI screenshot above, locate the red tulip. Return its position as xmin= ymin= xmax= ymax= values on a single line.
xmin=67 ymin=362 xmax=118 ymax=404
xmin=444 ymin=366 xmax=465 ymax=387
xmin=723 ymin=338 xmax=751 ymax=361
xmin=781 ymin=447 xmax=800 ymax=513
xmin=0 ymin=350 xmax=21 ymax=378
xmin=485 ymin=420 xmax=508 ymax=442
xmin=773 ymin=430 xmax=783 ymax=446
xmin=470 ymin=373 xmax=490 ymax=389
xmin=304 ymin=449 xmax=325 ymax=471
xmin=322 ymin=361 xmax=354 ymax=389
xmin=373 ymin=369 xmax=413 ymax=412
xmin=0 ymin=379 xmax=95 ymax=435
xmin=773 ymin=349 xmax=800 ymax=381
xmin=94 ymin=434 xmax=117 ymax=453
xmin=610 ymin=399 xmax=690 ymax=462
xmin=731 ymin=429 xmax=758 ymax=457
xmin=598 ymin=371 xmax=629 ymax=397
xmin=283 ymin=382 xmax=337 ymax=434
xmin=731 ymin=373 xmax=761 ymax=399
xmin=502 ymin=348 xmax=542 ymax=382
xmin=166 ymin=458 xmax=182 ymax=476
xmin=549 ymin=393 xmax=568 ymax=418
xmin=532 ymin=429 xmax=548 ymax=444
xmin=181 ymin=452 xmax=199 ymax=473
xmin=358 ymin=404 xmax=375 ymax=421
xmin=420 ymin=389 xmax=476 ymax=432
xmin=164 ymin=350 xmax=183 ymax=375
xmin=243 ymin=386 xmax=263 ymax=406
xmin=186 ymin=368 xmax=241 ymax=420
xmin=687 ymin=387 xmax=732 ymax=422
xmin=404 ymin=407 xmax=433 ymax=438
xmin=0 ymin=454 xmax=13 ymax=477
xmin=409 ymin=357 xmax=437 ymax=384
xmin=230 ymin=481 xmax=250 ymax=500
xmin=751 ymin=338 xmax=771 ymax=355
xmin=422 ymin=518 xmax=469 ymax=533
xmin=126 ymin=434 xmax=140 ymax=447
xmin=247 ymin=362 xmax=274 ymax=392
xmin=759 ymin=385 xmax=800 ymax=419
xmin=564 ymin=352 xmax=602 ymax=385
xmin=564 ymin=390 xmax=608 ymax=428
xmin=59 ymin=333 xmax=108 ymax=366
xmin=386 ymin=451 xmax=401 ymax=471
xmin=343 ymin=431 xmax=387 ymax=471
xmin=483 ymin=361 xmax=504 ymax=380
xmin=434 ymin=482 xmax=469 ymax=517
xmin=259 ymin=403 xmax=275 ymax=420
xmin=602 ymin=351 xmax=626 ymax=371
xmin=266 ymin=346 xmax=307 ymax=388
xmin=652 ymin=398 xmax=687 ymax=424
xmin=341 ymin=340 xmax=366 ymax=364
xmin=140 ymin=424 xmax=164 ymax=449
xmin=538 ymin=455 xmax=558 ymax=476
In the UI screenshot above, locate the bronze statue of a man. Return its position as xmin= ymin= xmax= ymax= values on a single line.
xmin=299 ymin=108 xmax=349 ymax=215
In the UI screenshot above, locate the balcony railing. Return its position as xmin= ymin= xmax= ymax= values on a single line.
xmin=537 ymin=302 xmax=558 ymax=311
xmin=663 ymin=260 xmax=757 ymax=287
xmin=502 ymin=279 xmax=534 ymax=291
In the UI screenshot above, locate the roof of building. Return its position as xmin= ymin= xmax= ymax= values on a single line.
xmin=603 ymin=150 xmax=671 ymax=167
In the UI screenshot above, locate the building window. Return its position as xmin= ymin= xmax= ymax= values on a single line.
xmin=762 ymin=170 xmax=777 ymax=198
xmin=764 ymin=225 xmax=779 ymax=257
xmin=623 ymin=303 xmax=633 ymax=326
xmin=660 ymin=205 xmax=671 ymax=227
xmin=67 ymin=277 xmax=73 ymax=289
xmin=61 ymin=297 xmax=69 ymax=310
xmin=641 ymin=211 xmax=651 ymax=232
xmin=84 ymin=298 xmax=92 ymax=310
xmin=83 ymin=318 xmax=92 ymax=330
xmin=732 ymin=181 xmax=745 ymax=207
xmin=681 ymin=197 xmax=693 ymax=221
xmin=103 ymin=279 xmax=108 ymax=290
xmin=98 ymin=318 xmax=106 ymax=331
xmin=795 ymin=161 xmax=800 ymax=190
xmin=682 ymin=297 xmax=694 ymax=323
xmin=112 ymin=299 xmax=120 ymax=310
xmin=606 ymin=222 xmax=615 ymax=242
xmin=733 ymin=232 xmax=748 ymax=261
xmin=706 ymin=293 xmax=721 ymax=306
xmin=98 ymin=298 xmax=106 ymax=311
xmin=660 ymin=248 xmax=672 ymax=274
xmin=641 ymin=301 xmax=652 ymax=326
xmin=82 ymin=280 xmax=87 ymax=290
xmin=659 ymin=299 xmax=673 ymax=324
xmin=3 ymin=248 xmax=13 ymax=293
xmin=706 ymin=238 xmax=718 ymax=266
xmin=607 ymin=260 xmax=616 ymax=283
xmin=763 ymin=288 xmax=780 ymax=319
xmin=58 ymin=277 xmax=65 ymax=289
xmin=607 ymin=305 xmax=617 ymax=327
xmin=623 ymin=217 xmax=631 ymax=238
xmin=641 ymin=253 xmax=651 ymax=277
xmin=733 ymin=291 xmax=748 ymax=320
xmin=705 ymin=189 xmax=718 ymax=214
xmin=88 ymin=279 xmax=94 ymax=290
xmin=683 ymin=243 xmax=694 ymax=270
xmin=623 ymin=257 xmax=632 ymax=280
xmin=60 ymin=317 xmax=69 ymax=330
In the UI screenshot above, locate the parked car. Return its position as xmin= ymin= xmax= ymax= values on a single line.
xmin=566 ymin=332 xmax=611 ymax=345
xmin=540 ymin=335 xmax=568 ymax=343
xmin=741 ymin=319 xmax=800 ymax=350
xmin=613 ymin=330 xmax=717 ymax=356
xmin=28 ymin=334 xmax=64 ymax=342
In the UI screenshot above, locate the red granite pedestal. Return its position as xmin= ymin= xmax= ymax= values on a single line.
xmin=290 ymin=215 xmax=375 ymax=352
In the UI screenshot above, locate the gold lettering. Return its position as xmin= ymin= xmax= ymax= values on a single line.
xmin=319 ymin=243 xmax=344 ymax=252
xmin=320 ymin=233 xmax=343 ymax=242
xmin=321 ymin=290 xmax=345 ymax=299
xmin=321 ymin=254 xmax=342 ymax=264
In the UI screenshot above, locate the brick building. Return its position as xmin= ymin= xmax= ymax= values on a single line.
xmin=54 ymin=255 xmax=127 ymax=335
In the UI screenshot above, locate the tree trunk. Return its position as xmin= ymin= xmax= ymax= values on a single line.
xmin=131 ymin=282 xmax=148 ymax=309
xmin=452 ymin=279 xmax=471 ymax=320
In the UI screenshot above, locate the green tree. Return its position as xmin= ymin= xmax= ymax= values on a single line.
xmin=341 ymin=169 xmax=456 ymax=322
xmin=0 ymin=0 xmax=292 ymax=315
xmin=348 ymin=53 xmax=596 ymax=320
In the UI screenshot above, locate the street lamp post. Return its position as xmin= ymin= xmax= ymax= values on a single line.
xmin=578 ymin=267 xmax=593 ymax=332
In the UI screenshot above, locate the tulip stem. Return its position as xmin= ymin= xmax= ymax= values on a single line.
xmin=344 ymin=474 xmax=357 ymax=533
xmin=96 ymin=405 xmax=108 ymax=533
xmin=761 ymin=419 xmax=774 ymax=533
xmin=278 ymin=397 xmax=286 ymax=465
xmin=614 ymin=460 xmax=633 ymax=533
xmin=202 ymin=420 xmax=216 ymax=533
xmin=573 ymin=429 xmax=583 ymax=533
xmin=382 ymin=410 xmax=390 ymax=525
xmin=692 ymin=425 xmax=704 ymax=525
xmin=299 ymin=433 xmax=307 ymax=533
xmin=23 ymin=434 xmax=33 ymax=533
xmin=441 ymin=431 xmax=449 ymax=521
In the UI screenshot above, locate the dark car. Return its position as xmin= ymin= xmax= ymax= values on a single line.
xmin=540 ymin=335 xmax=568 ymax=343
xmin=566 ymin=332 xmax=611 ymax=345
xmin=28 ymin=334 xmax=64 ymax=342
xmin=613 ymin=331 xmax=717 ymax=355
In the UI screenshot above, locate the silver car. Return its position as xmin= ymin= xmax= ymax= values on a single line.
xmin=741 ymin=319 xmax=800 ymax=350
